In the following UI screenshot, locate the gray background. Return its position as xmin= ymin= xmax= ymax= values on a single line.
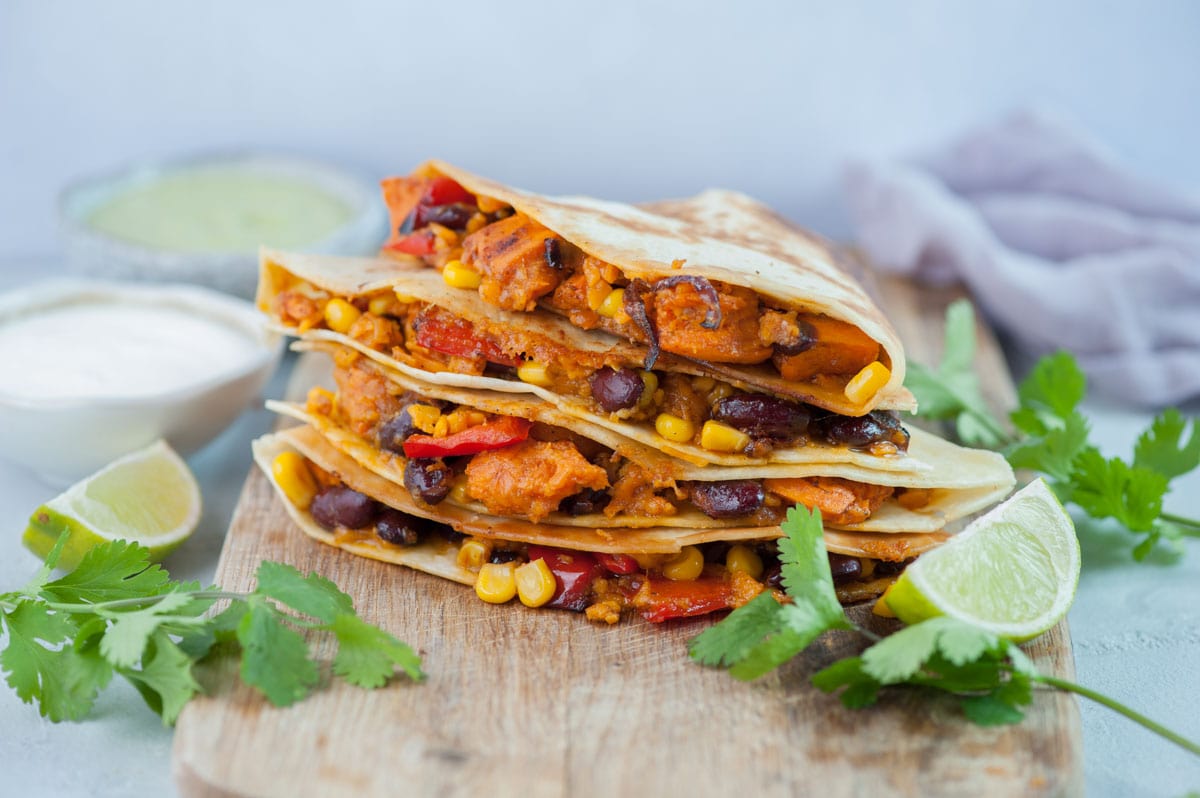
xmin=1 ymin=2 xmax=1199 ymax=796
xmin=3 ymin=0 xmax=1200 ymax=259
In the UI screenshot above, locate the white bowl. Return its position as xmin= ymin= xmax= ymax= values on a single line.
xmin=59 ymin=152 xmax=389 ymax=298
xmin=0 ymin=280 xmax=281 ymax=485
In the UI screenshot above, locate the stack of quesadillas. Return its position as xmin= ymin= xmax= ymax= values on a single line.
xmin=253 ymin=162 xmax=1013 ymax=622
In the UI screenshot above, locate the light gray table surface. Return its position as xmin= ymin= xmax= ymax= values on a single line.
xmin=0 ymin=261 xmax=1197 ymax=797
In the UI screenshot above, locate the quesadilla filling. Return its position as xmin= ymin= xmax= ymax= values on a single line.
xmin=306 ymin=356 xmax=925 ymax=527
xmin=378 ymin=171 xmax=893 ymax=403
xmin=271 ymin=283 xmax=911 ymax=460
xmin=273 ymin=448 xmax=911 ymax=622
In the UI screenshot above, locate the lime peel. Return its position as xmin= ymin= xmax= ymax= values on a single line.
xmin=883 ymin=478 xmax=1080 ymax=642
xmin=23 ymin=440 xmax=201 ymax=570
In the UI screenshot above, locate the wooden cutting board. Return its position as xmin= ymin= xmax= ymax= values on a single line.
xmin=172 ymin=275 xmax=1083 ymax=798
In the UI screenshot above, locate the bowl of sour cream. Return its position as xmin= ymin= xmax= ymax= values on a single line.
xmin=59 ymin=152 xmax=388 ymax=298
xmin=0 ymin=280 xmax=281 ymax=484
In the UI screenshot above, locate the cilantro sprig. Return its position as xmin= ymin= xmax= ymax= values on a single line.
xmin=690 ymin=507 xmax=1200 ymax=756
xmin=0 ymin=532 xmax=422 ymax=725
xmin=907 ymin=299 xmax=1200 ymax=560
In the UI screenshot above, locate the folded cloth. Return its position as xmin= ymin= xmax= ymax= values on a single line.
xmin=844 ymin=109 xmax=1200 ymax=407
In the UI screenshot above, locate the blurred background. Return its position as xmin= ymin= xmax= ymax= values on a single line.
xmin=3 ymin=0 xmax=1199 ymax=263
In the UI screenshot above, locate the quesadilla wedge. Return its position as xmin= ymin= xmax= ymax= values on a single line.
xmin=375 ymin=162 xmax=914 ymax=417
xmin=276 ymin=341 xmax=1013 ymax=534
xmin=260 ymin=250 xmax=917 ymax=469
xmin=255 ymin=427 xmax=953 ymax=621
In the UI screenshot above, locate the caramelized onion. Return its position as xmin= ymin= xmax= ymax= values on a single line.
xmin=621 ymin=275 xmax=725 ymax=370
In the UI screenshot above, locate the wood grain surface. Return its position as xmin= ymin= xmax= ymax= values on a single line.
xmin=172 ymin=276 xmax=1083 ymax=798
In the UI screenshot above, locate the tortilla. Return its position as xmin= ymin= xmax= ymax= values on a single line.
xmin=254 ymin=428 xmax=951 ymax=564
xmin=417 ymin=161 xmax=914 ymax=415
xmin=259 ymin=250 xmax=932 ymax=469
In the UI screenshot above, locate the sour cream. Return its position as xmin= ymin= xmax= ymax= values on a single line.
xmin=0 ymin=298 xmax=262 ymax=401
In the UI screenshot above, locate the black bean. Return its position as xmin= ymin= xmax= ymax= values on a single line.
xmin=403 ymin=458 xmax=452 ymax=505
xmin=874 ymin=558 xmax=911 ymax=576
xmin=828 ymin=553 xmax=862 ymax=584
xmin=559 ymin=488 xmax=611 ymax=516
xmin=376 ymin=509 xmax=423 ymax=546
xmin=810 ymin=410 xmax=910 ymax=451
xmin=311 ymin=486 xmax=380 ymax=530
xmin=415 ymin=202 xmax=475 ymax=230
xmin=762 ymin=563 xmax=784 ymax=589
xmin=489 ymin=549 xmax=522 ymax=564
xmin=378 ymin=407 xmax=418 ymax=454
xmin=714 ymin=394 xmax=811 ymax=440
xmin=588 ymin=367 xmax=644 ymax=412
xmin=434 ymin=524 xmax=466 ymax=544
xmin=690 ymin=481 xmax=765 ymax=518
xmin=544 ymin=237 xmax=563 ymax=269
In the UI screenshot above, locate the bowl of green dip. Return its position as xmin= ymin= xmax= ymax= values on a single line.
xmin=60 ymin=153 xmax=388 ymax=297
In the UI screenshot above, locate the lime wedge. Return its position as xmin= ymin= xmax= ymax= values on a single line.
xmin=23 ymin=440 xmax=202 ymax=570
xmin=882 ymin=478 xmax=1079 ymax=641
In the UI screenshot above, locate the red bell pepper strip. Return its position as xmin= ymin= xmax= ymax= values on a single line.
xmin=413 ymin=306 xmax=522 ymax=367
xmin=526 ymin=546 xmax=601 ymax=611
xmin=633 ymin=575 xmax=734 ymax=623
xmin=384 ymin=230 xmax=436 ymax=256
xmin=596 ymin=553 xmax=640 ymax=575
xmin=402 ymin=415 xmax=532 ymax=459
xmin=423 ymin=176 xmax=475 ymax=208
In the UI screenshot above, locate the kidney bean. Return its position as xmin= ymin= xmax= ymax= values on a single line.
xmin=828 ymin=553 xmax=862 ymax=583
xmin=588 ymin=367 xmax=644 ymax=412
xmin=414 ymin=202 xmax=476 ymax=230
xmin=810 ymin=410 xmax=910 ymax=451
xmin=311 ymin=486 xmax=379 ymax=530
xmin=489 ymin=549 xmax=523 ymax=564
xmin=376 ymin=509 xmax=423 ymax=545
xmin=403 ymin=458 xmax=452 ymax=505
xmin=713 ymin=394 xmax=811 ymax=440
xmin=559 ymin=487 xmax=611 ymax=516
xmin=544 ymin=237 xmax=564 ymax=269
xmin=378 ymin=408 xmax=418 ymax=454
xmin=690 ymin=480 xmax=765 ymax=518
xmin=761 ymin=562 xmax=784 ymax=589
xmin=874 ymin=558 xmax=911 ymax=576
xmin=773 ymin=318 xmax=817 ymax=356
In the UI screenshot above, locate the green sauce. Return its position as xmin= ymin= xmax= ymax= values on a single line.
xmin=86 ymin=166 xmax=354 ymax=253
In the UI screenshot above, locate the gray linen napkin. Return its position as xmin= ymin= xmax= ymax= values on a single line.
xmin=844 ymin=109 xmax=1200 ymax=406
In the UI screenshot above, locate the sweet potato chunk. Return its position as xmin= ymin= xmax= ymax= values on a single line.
xmin=763 ymin=476 xmax=893 ymax=525
xmin=465 ymin=439 xmax=608 ymax=522
xmin=462 ymin=214 xmax=562 ymax=311
xmin=773 ymin=316 xmax=880 ymax=381
xmin=651 ymin=282 xmax=772 ymax=364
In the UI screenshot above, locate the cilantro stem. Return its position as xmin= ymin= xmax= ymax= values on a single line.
xmin=1035 ymin=675 xmax=1200 ymax=757
xmin=44 ymin=591 xmax=247 ymax=613
xmin=1161 ymin=512 xmax=1200 ymax=530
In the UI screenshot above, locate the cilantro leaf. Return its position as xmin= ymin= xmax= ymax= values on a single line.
xmin=811 ymin=657 xmax=881 ymax=709
xmin=1 ymin=601 xmax=113 ymax=721
xmin=1134 ymin=408 xmax=1200 ymax=481
xmin=330 ymin=613 xmax=423 ymax=686
xmin=1006 ymin=412 xmax=1091 ymax=483
xmin=99 ymin=591 xmax=198 ymax=669
xmin=1070 ymin=449 xmax=1167 ymax=532
xmin=254 ymin=561 xmax=354 ymax=624
xmin=777 ymin=506 xmax=849 ymax=627
xmin=903 ymin=299 xmax=1009 ymax=448
xmin=961 ymin=692 xmax=1027 ymax=726
xmin=1017 ymin=351 xmax=1086 ymax=424
xmin=121 ymin=630 xmax=201 ymax=725
xmin=39 ymin=540 xmax=171 ymax=605
xmin=689 ymin=591 xmax=784 ymax=668
xmin=236 ymin=597 xmax=320 ymax=707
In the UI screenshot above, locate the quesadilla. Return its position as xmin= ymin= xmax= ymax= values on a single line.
xmin=273 ymin=340 xmax=1012 ymax=535
xmin=255 ymin=427 xmax=953 ymax=622
xmin=260 ymin=250 xmax=917 ymax=469
xmin=376 ymin=162 xmax=914 ymax=417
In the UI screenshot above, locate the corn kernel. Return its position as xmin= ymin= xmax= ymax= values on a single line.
xmin=442 ymin=259 xmax=482 ymax=289
xmin=271 ymin=452 xmax=317 ymax=511
xmin=406 ymin=404 xmax=442 ymax=434
xmin=706 ymin=382 xmax=735 ymax=404
xmin=639 ymin=370 xmax=659 ymax=408
xmin=433 ymin=416 xmax=450 ymax=438
xmin=465 ymin=212 xmax=489 ymax=234
xmin=515 ymin=558 xmax=557 ymax=608
xmin=475 ymin=562 xmax=517 ymax=604
xmin=596 ymin=288 xmax=625 ymax=319
xmin=631 ymin=552 xmax=667 ymax=570
xmin=456 ymin=537 xmax=494 ymax=572
xmin=448 ymin=477 xmax=471 ymax=504
xmin=367 ymin=295 xmax=394 ymax=317
xmin=700 ymin=420 xmax=751 ymax=453
xmin=517 ymin=361 xmax=554 ymax=387
xmin=725 ymin=545 xmax=764 ymax=579
xmin=691 ymin=375 xmax=715 ymax=393
xmin=393 ymin=289 xmax=419 ymax=304
xmin=655 ymin=413 xmax=695 ymax=443
xmin=429 ymin=223 xmax=459 ymax=249
xmin=873 ymin=582 xmax=898 ymax=618
xmin=662 ymin=546 xmax=704 ymax=581
xmin=323 ymin=298 xmax=361 ymax=334
xmin=844 ymin=361 xmax=891 ymax=405
xmin=476 ymin=194 xmax=506 ymax=214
